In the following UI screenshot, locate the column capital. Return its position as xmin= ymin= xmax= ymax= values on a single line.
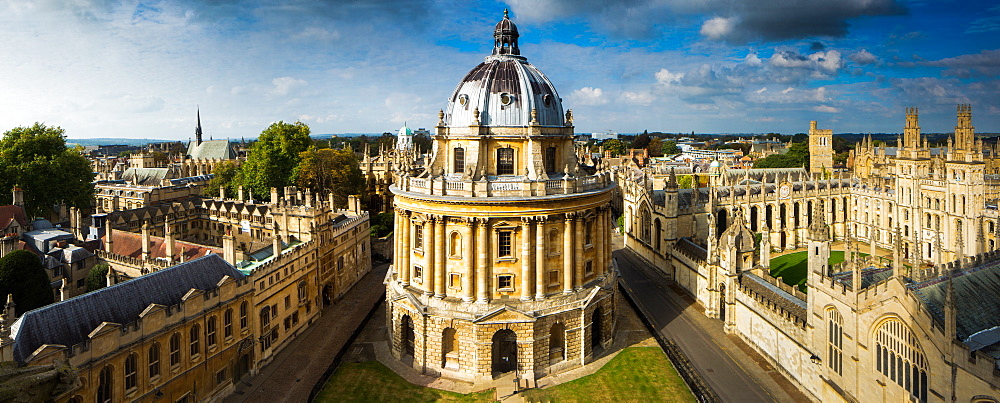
xmin=534 ymin=215 xmax=548 ymax=222
xmin=520 ymin=216 xmax=533 ymax=225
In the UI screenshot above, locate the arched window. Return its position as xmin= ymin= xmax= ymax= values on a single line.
xmin=640 ymin=208 xmax=651 ymax=243
xmin=826 ymin=308 xmax=843 ymax=375
xmin=190 ymin=324 xmax=201 ymax=357
xmin=148 ymin=343 xmax=161 ymax=379
xmin=449 ymin=232 xmax=462 ymax=258
xmin=453 ymin=147 xmax=465 ymax=173
xmin=874 ymin=318 xmax=928 ymax=402
xmin=208 ymin=316 xmax=218 ymax=348
xmin=97 ymin=365 xmax=113 ymax=403
xmin=124 ymin=353 xmax=138 ymax=391
xmin=169 ymin=333 xmax=181 ymax=367
xmin=496 ymin=147 xmax=515 ymax=175
xmin=224 ymin=308 xmax=234 ymax=339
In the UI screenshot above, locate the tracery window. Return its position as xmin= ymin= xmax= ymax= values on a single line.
xmin=875 ymin=318 xmax=928 ymax=402
xmin=97 ymin=365 xmax=113 ymax=403
xmin=124 ymin=353 xmax=138 ymax=391
xmin=169 ymin=333 xmax=181 ymax=367
xmin=190 ymin=324 xmax=201 ymax=357
xmin=826 ymin=308 xmax=843 ymax=375
xmin=148 ymin=343 xmax=161 ymax=379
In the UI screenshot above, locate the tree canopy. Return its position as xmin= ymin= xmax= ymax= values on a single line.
xmin=0 ymin=123 xmax=95 ymax=217
xmin=0 ymin=250 xmax=54 ymax=315
xmin=293 ymin=147 xmax=366 ymax=209
xmin=632 ymin=131 xmax=651 ymax=150
xmin=86 ymin=263 xmax=110 ymax=293
xmin=205 ymin=160 xmax=240 ymax=198
xmin=753 ymin=142 xmax=810 ymax=169
xmin=235 ymin=121 xmax=312 ymax=197
xmin=661 ymin=140 xmax=680 ymax=155
xmin=601 ymin=139 xmax=628 ymax=156
xmin=647 ymin=138 xmax=664 ymax=157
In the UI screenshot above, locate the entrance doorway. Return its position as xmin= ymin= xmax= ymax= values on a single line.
xmin=719 ymin=284 xmax=727 ymax=322
xmin=591 ymin=307 xmax=603 ymax=351
xmin=401 ymin=315 xmax=415 ymax=357
xmin=491 ymin=329 xmax=517 ymax=374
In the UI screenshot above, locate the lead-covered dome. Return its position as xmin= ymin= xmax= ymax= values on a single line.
xmin=444 ymin=11 xmax=565 ymax=128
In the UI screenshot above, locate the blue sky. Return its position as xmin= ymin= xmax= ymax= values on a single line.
xmin=0 ymin=0 xmax=997 ymax=140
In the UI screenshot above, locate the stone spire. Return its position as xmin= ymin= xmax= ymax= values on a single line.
xmin=195 ymin=107 xmax=203 ymax=145
xmin=944 ymin=275 xmax=957 ymax=339
xmin=808 ymin=198 xmax=828 ymax=241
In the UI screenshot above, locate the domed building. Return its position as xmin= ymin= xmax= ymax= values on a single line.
xmin=386 ymin=11 xmax=618 ymax=382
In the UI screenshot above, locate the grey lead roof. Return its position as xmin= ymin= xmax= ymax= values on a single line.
xmin=908 ymin=262 xmax=1000 ymax=341
xmin=186 ymin=140 xmax=236 ymax=160
xmin=9 ymin=254 xmax=245 ymax=363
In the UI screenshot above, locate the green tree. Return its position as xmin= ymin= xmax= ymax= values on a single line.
xmin=647 ymin=138 xmax=664 ymax=157
xmin=370 ymin=212 xmax=394 ymax=238
xmin=602 ymin=139 xmax=627 ymax=156
xmin=204 ymin=160 xmax=240 ymax=198
xmin=86 ymin=263 xmax=110 ymax=293
xmin=662 ymin=140 xmax=681 ymax=155
xmin=677 ymin=175 xmax=694 ymax=189
xmin=633 ymin=131 xmax=651 ymax=149
xmin=0 ymin=123 xmax=95 ymax=217
xmin=412 ymin=133 xmax=432 ymax=152
xmin=293 ymin=148 xmax=366 ymax=209
xmin=236 ymin=121 xmax=312 ymax=197
xmin=0 ymin=250 xmax=54 ymax=315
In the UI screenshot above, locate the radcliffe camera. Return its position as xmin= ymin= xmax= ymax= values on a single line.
xmin=0 ymin=2 xmax=996 ymax=403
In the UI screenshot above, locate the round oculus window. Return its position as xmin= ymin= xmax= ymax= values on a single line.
xmin=499 ymin=93 xmax=514 ymax=105
xmin=543 ymin=94 xmax=552 ymax=107
xmin=458 ymin=94 xmax=468 ymax=106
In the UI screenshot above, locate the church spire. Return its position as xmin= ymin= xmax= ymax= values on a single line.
xmin=195 ymin=107 xmax=204 ymax=145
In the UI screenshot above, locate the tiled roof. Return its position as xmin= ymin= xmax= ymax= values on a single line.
xmin=110 ymin=231 xmax=221 ymax=262
xmin=122 ymin=167 xmax=169 ymax=186
xmin=0 ymin=206 xmax=27 ymax=233
xmin=9 ymin=254 xmax=245 ymax=363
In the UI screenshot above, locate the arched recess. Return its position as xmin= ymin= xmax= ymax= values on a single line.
xmin=442 ymin=327 xmax=458 ymax=369
xmin=715 ymin=209 xmax=728 ymax=238
xmin=653 ymin=218 xmax=662 ymax=251
xmin=401 ymin=315 xmax=415 ymax=357
xmin=491 ymin=329 xmax=517 ymax=374
xmin=549 ymin=323 xmax=566 ymax=363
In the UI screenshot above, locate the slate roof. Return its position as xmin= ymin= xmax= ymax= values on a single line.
xmin=0 ymin=205 xmax=28 ymax=232
xmin=908 ymin=262 xmax=1000 ymax=341
xmin=9 ymin=254 xmax=244 ymax=363
xmin=832 ymin=266 xmax=895 ymax=290
xmin=110 ymin=231 xmax=221 ymax=262
xmin=122 ymin=167 xmax=169 ymax=186
xmin=186 ymin=140 xmax=236 ymax=160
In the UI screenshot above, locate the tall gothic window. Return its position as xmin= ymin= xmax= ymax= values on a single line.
xmin=875 ymin=319 xmax=928 ymax=402
xmin=148 ymin=343 xmax=161 ymax=379
xmin=190 ymin=324 xmax=201 ymax=357
xmin=97 ymin=365 xmax=113 ymax=403
xmin=124 ymin=353 xmax=138 ymax=391
xmin=453 ymin=147 xmax=465 ymax=173
xmin=224 ymin=308 xmax=234 ymax=339
xmin=826 ymin=308 xmax=843 ymax=375
xmin=169 ymin=333 xmax=181 ymax=367
xmin=497 ymin=147 xmax=515 ymax=175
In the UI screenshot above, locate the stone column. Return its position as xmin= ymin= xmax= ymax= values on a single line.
xmin=477 ymin=218 xmax=489 ymax=303
xmin=463 ymin=218 xmax=475 ymax=302
xmin=425 ymin=217 xmax=436 ymax=296
xmin=563 ymin=213 xmax=574 ymax=294
xmin=596 ymin=208 xmax=605 ymax=279
xmin=400 ymin=210 xmax=411 ymax=285
xmin=574 ymin=214 xmax=584 ymax=290
xmin=435 ymin=217 xmax=447 ymax=298
xmin=520 ymin=218 xmax=533 ymax=301
xmin=535 ymin=217 xmax=547 ymax=300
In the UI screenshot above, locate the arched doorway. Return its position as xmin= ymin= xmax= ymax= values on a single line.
xmin=234 ymin=353 xmax=250 ymax=381
xmin=322 ymin=284 xmax=332 ymax=306
xmin=716 ymin=209 xmax=728 ymax=238
xmin=780 ymin=231 xmax=787 ymax=250
xmin=491 ymin=329 xmax=517 ymax=374
xmin=719 ymin=283 xmax=727 ymax=322
xmin=750 ymin=206 xmax=758 ymax=232
xmin=401 ymin=315 xmax=415 ymax=357
xmin=591 ymin=307 xmax=603 ymax=351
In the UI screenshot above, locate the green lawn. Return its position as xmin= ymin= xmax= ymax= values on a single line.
xmin=769 ymin=250 xmax=871 ymax=292
xmin=522 ymin=347 xmax=695 ymax=403
xmin=314 ymin=361 xmax=495 ymax=403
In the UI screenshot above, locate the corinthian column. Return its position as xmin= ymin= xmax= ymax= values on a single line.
xmin=596 ymin=207 xmax=605 ymax=279
xmin=520 ymin=217 xmax=533 ymax=301
xmin=477 ymin=218 xmax=490 ymax=303
xmin=535 ymin=216 xmax=547 ymax=300
xmin=463 ymin=218 xmax=475 ymax=302
xmin=574 ymin=214 xmax=584 ymax=290
xmin=399 ymin=210 xmax=411 ymax=285
xmin=425 ymin=217 xmax=436 ymax=296
xmin=563 ymin=213 xmax=574 ymax=294
xmin=435 ymin=216 xmax=447 ymax=298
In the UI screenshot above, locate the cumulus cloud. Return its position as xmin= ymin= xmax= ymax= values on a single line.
xmin=270 ymin=77 xmax=308 ymax=97
xmin=700 ymin=17 xmax=735 ymax=41
xmin=769 ymin=50 xmax=843 ymax=76
xmin=620 ymin=91 xmax=655 ymax=105
xmin=569 ymin=87 xmax=609 ymax=105
xmin=655 ymin=69 xmax=684 ymax=84
xmin=850 ymin=49 xmax=878 ymax=65
xmin=812 ymin=105 xmax=840 ymax=113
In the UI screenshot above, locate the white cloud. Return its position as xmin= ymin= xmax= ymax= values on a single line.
xmin=270 ymin=77 xmax=308 ymax=97
xmin=620 ymin=91 xmax=655 ymax=105
xmin=569 ymin=87 xmax=609 ymax=106
xmin=812 ymin=105 xmax=840 ymax=113
xmin=700 ymin=17 xmax=735 ymax=41
xmin=769 ymin=50 xmax=843 ymax=76
xmin=655 ymin=69 xmax=685 ymax=84
xmin=850 ymin=49 xmax=878 ymax=65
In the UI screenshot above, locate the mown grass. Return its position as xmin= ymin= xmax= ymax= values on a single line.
xmin=314 ymin=361 xmax=496 ymax=403
xmin=769 ymin=250 xmax=872 ymax=292
xmin=521 ymin=347 xmax=694 ymax=403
